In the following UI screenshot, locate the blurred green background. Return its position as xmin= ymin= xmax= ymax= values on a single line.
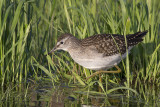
xmin=0 ymin=0 xmax=160 ymax=106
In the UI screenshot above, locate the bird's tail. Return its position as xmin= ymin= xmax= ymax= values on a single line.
xmin=127 ymin=30 xmax=148 ymax=46
xmin=127 ymin=30 xmax=148 ymax=40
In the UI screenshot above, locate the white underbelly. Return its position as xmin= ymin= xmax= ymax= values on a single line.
xmin=69 ymin=46 xmax=132 ymax=70
xmin=72 ymin=53 xmax=125 ymax=70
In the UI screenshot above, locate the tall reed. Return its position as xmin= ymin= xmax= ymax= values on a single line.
xmin=0 ymin=0 xmax=159 ymax=99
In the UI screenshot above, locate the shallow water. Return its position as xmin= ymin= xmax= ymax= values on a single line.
xmin=0 ymin=80 xmax=160 ymax=107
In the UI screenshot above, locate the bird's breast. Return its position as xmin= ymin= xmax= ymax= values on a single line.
xmin=69 ymin=52 xmax=123 ymax=70
xmin=68 ymin=46 xmax=133 ymax=70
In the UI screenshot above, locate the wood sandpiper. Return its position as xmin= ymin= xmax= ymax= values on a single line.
xmin=48 ymin=31 xmax=148 ymax=80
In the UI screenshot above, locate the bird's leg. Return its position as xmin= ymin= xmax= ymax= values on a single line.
xmin=86 ymin=65 xmax=121 ymax=80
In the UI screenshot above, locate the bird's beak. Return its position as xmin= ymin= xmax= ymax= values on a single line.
xmin=48 ymin=46 xmax=57 ymax=55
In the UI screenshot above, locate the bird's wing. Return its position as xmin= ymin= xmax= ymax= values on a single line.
xmin=81 ymin=31 xmax=148 ymax=56
xmin=81 ymin=34 xmax=127 ymax=56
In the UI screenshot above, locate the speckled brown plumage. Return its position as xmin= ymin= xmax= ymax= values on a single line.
xmin=80 ymin=31 xmax=148 ymax=56
xmin=56 ymin=31 xmax=148 ymax=57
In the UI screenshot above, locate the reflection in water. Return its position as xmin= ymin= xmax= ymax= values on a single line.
xmin=0 ymin=80 xmax=160 ymax=107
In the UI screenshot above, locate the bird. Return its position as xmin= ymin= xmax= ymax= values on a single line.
xmin=48 ymin=31 xmax=148 ymax=80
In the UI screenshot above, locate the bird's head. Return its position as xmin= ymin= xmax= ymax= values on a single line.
xmin=48 ymin=33 xmax=75 ymax=54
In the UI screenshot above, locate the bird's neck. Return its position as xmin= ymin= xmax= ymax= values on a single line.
xmin=67 ymin=37 xmax=82 ymax=52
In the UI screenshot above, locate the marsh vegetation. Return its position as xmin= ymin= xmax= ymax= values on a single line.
xmin=0 ymin=0 xmax=160 ymax=106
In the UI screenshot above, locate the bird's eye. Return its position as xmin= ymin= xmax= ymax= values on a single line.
xmin=60 ymin=41 xmax=64 ymax=44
